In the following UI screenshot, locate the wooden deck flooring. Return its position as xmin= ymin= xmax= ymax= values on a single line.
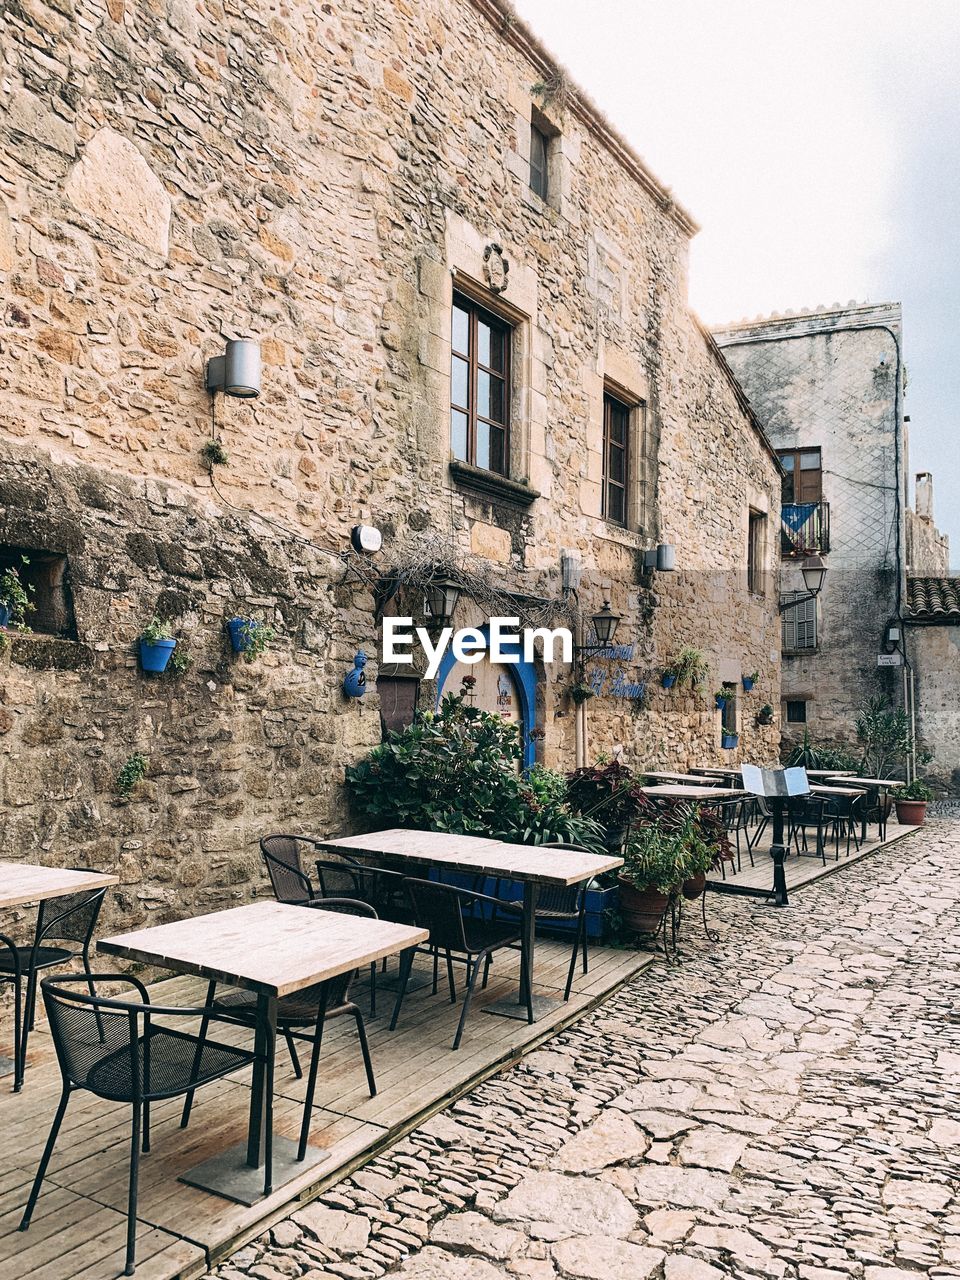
xmin=0 ymin=937 xmax=653 ymax=1280
xmin=706 ymin=817 xmax=918 ymax=896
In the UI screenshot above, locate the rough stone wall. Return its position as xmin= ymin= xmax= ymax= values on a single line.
xmin=715 ymin=305 xmax=905 ymax=751
xmin=906 ymin=511 xmax=950 ymax=577
xmin=910 ymin=627 xmax=960 ymax=794
xmin=0 ymin=0 xmax=780 ymax=935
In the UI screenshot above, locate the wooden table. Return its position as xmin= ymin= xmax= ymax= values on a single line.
xmin=642 ymin=771 xmax=725 ymax=785
xmin=809 ymin=784 xmax=872 ymax=842
xmin=641 ymin=785 xmax=745 ymax=800
xmin=0 ymin=862 xmax=119 ymax=1079
xmin=99 ymin=902 xmax=427 ymax=1206
xmin=0 ymin=862 xmax=118 ymax=910
xmin=824 ymin=776 xmax=904 ymax=789
xmin=806 ymin=769 xmax=856 ymax=778
xmin=318 ymin=829 xmax=623 ymax=1023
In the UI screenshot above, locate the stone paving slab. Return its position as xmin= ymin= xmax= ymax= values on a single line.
xmin=212 ymin=818 xmax=960 ymax=1280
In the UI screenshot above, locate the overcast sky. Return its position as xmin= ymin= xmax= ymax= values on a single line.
xmin=512 ymin=0 xmax=960 ymax=568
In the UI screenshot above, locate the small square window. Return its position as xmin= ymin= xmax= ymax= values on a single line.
xmin=747 ymin=510 xmax=767 ymax=594
xmin=0 ymin=545 xmax=76 ymax=639
xmin=786 ymin=700 xmax=807 ymax=724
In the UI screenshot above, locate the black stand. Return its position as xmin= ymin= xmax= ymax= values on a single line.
xmin=769 ymin=796 xmax=789 ymax=907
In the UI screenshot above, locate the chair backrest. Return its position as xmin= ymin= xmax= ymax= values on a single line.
xmin=314 ymin=854 xmax=368 ymax=900
xmin=304 ymin=898 xmax=377 ymax=1007
xmin=260 ymin=835 xmax=315 ymax=905
xmin=42 ymin=974 xmax=145 ymax=1095
xmin=532 ymin=844 xmax=589 ymax=913
xmin=35 ymin=887 xmax=107 ymax=949
xmin=402 ymin=878 xmax=469 ymax=952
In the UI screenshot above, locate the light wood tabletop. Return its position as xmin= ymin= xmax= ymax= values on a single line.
xmin=640 ymin=784 xmax=745 ymax=799
xmin=824 ymin=776 xmax=905 ymax=788
xmin=0 ymin=862 xmax=119 ymax=910
xmin=806 ymin=769 xmax=856 ymax=778
xmin=319 ymin=829 xmax=623 ymax=887
xmin=809 ymin=784 xmax=862 ymax=796
xmin=98 ymin=901 xmax=428 ymax=999
xmin=641 ymin=771 xmax=726 ymax=785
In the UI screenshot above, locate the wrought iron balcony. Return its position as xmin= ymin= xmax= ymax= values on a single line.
xmin=781 ymin=501 xmax=830 ymax=557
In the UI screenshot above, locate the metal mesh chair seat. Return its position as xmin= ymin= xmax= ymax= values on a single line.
xmin=0 ymin=944 xmax=75 ymax=972
xmin=461 ymin=918 xmax=524 ymax=952
xmin=499 ymin=900 xmax=574 ymax=920
xmin=206 ymin=978 xmax=353 ymax=1026
xmin=86 ymin=1025 xmax=255 ymax=1102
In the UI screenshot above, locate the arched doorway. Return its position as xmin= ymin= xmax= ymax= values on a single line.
xmin=435 ymin=626 xmax=538 ymax=768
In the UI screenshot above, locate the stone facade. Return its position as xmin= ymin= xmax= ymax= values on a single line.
xmin=906 ymin=474 xmax=950 ymax=576
xmin=0 ymin=0 xmax=780 ymax=935
xmin=714 ymin=304 xmax=909 ymax=752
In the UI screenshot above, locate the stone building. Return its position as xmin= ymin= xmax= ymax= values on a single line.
xmin=0 ymin=0 xmax=781 ymax=933
xmin=715 ymin=302 xmax=953 ymax=786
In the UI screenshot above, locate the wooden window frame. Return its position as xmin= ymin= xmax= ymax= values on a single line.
xmin=747 ymin=509 xmax=767 ymax=596
xmin=777 ymin=447 xmax=823 ymax=505
xmin=529 ymin=121 xmax=549 ymax=200
xmin=602 ymin=390 xmax=631 ymax=528
xmin=785 ymin=699 xmax=808 ymax=724
xmin=450 ymin=292 xmax=512 ymax=477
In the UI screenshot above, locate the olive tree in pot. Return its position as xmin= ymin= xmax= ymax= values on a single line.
xmin=895 ymin=779 xmax=934 ymax=826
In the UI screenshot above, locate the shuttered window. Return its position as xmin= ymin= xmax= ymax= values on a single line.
xmin=781 ymin=592 xmax=818 ymax=652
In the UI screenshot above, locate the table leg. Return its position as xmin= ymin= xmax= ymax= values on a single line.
xmin=180 ymin=989 xmax=327 ymax=1205
xmin=485 ymin=880 xmax=570 ymax=1022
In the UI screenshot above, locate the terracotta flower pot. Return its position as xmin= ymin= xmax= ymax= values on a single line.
xmin=618 ymin=877 xmax=669 ymax=932
xmin=682 ymin=872 xmax=706 ymax=900
xmin=895 ymin=799 xmax=928 ymax=826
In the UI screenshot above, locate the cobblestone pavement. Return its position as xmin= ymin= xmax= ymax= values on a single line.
xmin=216 ymin=820 xmax=960 ymax=1280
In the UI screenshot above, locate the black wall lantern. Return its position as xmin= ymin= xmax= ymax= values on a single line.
xmin=424 ymin=576 xmax=461 ymax=628
xmin=778 ymin=553 xmax=828 ymax=614
xmin=575 ymin=600 xmax=621 ymax=656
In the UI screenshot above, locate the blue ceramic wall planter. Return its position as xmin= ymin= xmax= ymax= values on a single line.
xmin=228 ymin=617 xmax=257 ymax=654
xmin=343 ymin=650 xmax=368 ymax=698
xmin=661 ymin=672 xmax=677 ymax=688
xmin=721 ymin=731 xmax=739 ymax=750
xmin=0 ymin=603 xmax=11 ymax=628
xmin=742 ymin=677 xmax=755 ymax=691
xmin=140 ymin=638 xmax=177 ymax=673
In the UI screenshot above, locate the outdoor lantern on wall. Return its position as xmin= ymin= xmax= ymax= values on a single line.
xmin=591 ymin=600 xmax=621 ymax=647
xmin=424 ymin=575 xmax=461 ymax=628
xmin=778 ymin=552 xmax=828 ymax=614
xmin=205 ymin=339 xmax=262 ymax=399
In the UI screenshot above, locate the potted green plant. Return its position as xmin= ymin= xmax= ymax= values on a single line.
xmin=569 ymin=680 xmax=595 ymax=705
xmin=895 ymin=779 xmax=934 ymax=826
xmin=742 ymin=671 xmax=759 ymax=692
xmin=670 ymin=646 xmax=709 ymax=689
xmin=756 ymin=703 xmax=775 ymax=726
xmin=661 ymin=666 xmax=678 ymax=689
xmin=0 ymin=560 xmax=34 ymax=636
xmin=566 ymin=759 xmax=648 ymax=855
xmin=617 ymin=824 xmax=682 ymax=933
xmin=721 ymin=730 xmax=739 ymax=750
xmin=139 ymin=617 xmax=177 ymax=673
xmin=714 ymin=688 xmax=731 ymax=709
xmin=228 ymin=616 xmax=276 ymax=661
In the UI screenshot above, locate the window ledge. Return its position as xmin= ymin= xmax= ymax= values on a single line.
xmin=9 ymin=634 xmax=93 ymax=671
xmin=449 ymin=461 xmax=539 ymax=508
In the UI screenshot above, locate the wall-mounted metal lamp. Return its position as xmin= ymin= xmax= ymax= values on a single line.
xmin=205 ymin=339 xmax=261 ymax=399
xmin=778 ymin=553 xmax=828 ymax=614
xmin=575 ymin=600 xmax=622 ymax=655
xmin=642 ymin=543 xmax=677 ymax=572
xmin=424 ymin=575 xmax=461 ymax=628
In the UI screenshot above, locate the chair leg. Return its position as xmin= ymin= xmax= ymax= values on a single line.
xmin=445 ymin=950 xmax=457 ymax=1003
xmin=452 ymin=950 xmax=484 ymax=1051
xmin=563 ymin=918 xmax=581 ymax=1002
xmin=351 ymin=1006 xmax=376 ymax=1097
xmin=125 ymin=1101 xmax=142 ymax=1275
xmin=431 ymin=948 xmax=439 ymax=995
xmin=297 ymin=996 xmax=328 ymax=1161
xmin=82 ymin=948 xmax=105 ymax=1041
xmin=19 ymin=1085 xmax=71 ymax=1230
xmin=19 ymin=969 xmax=38 ymax=1080
xmin=180 ymin=980 xmax=216 ymax=1128
xmin=283 ymin=1027 xmax=302 ymax=1079
xmin=389 ymin=947 xmax=415 ymax=1032
xmin=12 ymin=974 xmax=23 ymax=1092
xmin=481 ymin=954 xmax=492 ymax=989
xmin=369 ymin=961 xmax=376 ymax=1018
xmin=142 ymin=1100 xmax=151 ymax=1154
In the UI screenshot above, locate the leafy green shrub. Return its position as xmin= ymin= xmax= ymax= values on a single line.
xmin=346 ymin=688 xmax=605 ymax=850
xmin=899 ymin=778 xmax=934 ymax=801
xmin=116 ymin=752 xmax=148 ymax=798
xmin=140 ymin=616 xmax=173 ymax=644
xmin=565 ymin=760 xmax=647 ymax=830
xmin=0 ymin=560 xmax=35 ymax=648
xmin=618 ymin=805 xmax=722 ymax=894
xmin=855 ymin=696 xmax=916 ymax=778
xmin=783 ymin=730 xmax=860 ymax=772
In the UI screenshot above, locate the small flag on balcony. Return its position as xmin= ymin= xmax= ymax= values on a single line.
xmin=782 ymin=502 xmax=818 ymax=532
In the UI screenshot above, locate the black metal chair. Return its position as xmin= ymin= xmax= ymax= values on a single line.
xmin=0 ymin=885 xmax=107 ymax=1091
xmin=715 ymin=798 xmax=753 ymax=872
xmin=19 ymin=974 xmax=259 ymax=1276
xmin=493 ymin=843 xmax=591 ymax=1002
xmin=787 ymin=795 xmax=836 ymax=864
xmin=390 ymin=878 xmax=526 ymax=1049
xmin=180 ymin=898 xmax=378 ymax=1160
